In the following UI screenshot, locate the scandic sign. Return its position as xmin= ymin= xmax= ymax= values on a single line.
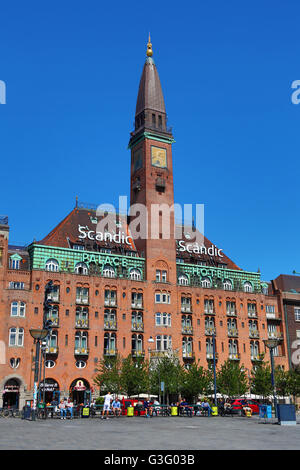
xmin=78 ymin=225 xmax=224 ymax=258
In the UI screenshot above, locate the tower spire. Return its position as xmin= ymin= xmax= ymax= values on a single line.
xmin=146 ymin=33 xmax=153 ymax=57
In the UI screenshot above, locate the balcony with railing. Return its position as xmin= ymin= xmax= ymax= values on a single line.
xmin=131 ymin=349 xmax=145 ymax=358
xmin=75 ymin=318 xmax=89 ymax=329
xmin=104 ymin=348 xmax=117 ymax=357
xmin=228 ymin=328 xmax=239 ymax=337
xmin=204 ymin=309 xmax=216 ymax=316
xmin=104 ymin=320 xmax=117 ymax=331
xmin=226 ymin=309 xmax=237 ymax=317
xmin=131 ymin=322 xmax=144 ymax=332
xmin=181 ymin=325 xmax=193 ymax=335
xmin=181 ymin=304 xmax=192 ymax=313
xmin=131 ymin=302 xmax=143 ymax=310
xmin=249 ymin=329 xmax=260 ymax=339
xmin=229 ymin=353 xmax=240 ymax=361
xmin=206 ymin=352 xmax=218 ymax=360
xmin=74 ymin=347 xmax=89 ymax=355
xmin=205 ymin=327 xmax=216 ymax=336
xmin=182 ymin=350 xmax=195 ymax=360
xmin=267 ymin=331 xmax=283 ymax=340
xmin=76 ymin=296 xmax=89 ymax=305
xmin=46 ymin=345 xmax=59 ymax=355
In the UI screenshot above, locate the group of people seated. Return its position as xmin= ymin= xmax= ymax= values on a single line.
xmin=178 ymin=398 xmax=213 ymax=417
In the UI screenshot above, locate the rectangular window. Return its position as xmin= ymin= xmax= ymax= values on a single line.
xmin=65 ymin=335 xmax=68 ymax=346
xmin=295 ymin=308 xmax=300 ymax=322
xmin=95 ymin=336 xmax=98 ymax=347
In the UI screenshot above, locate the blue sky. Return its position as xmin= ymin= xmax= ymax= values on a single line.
xmin=1 ymin=0 xmax=299 ymax=282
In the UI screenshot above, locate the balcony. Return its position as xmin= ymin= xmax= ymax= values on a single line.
xmin=48 ymin=295 xmax=60 ymax=304
xmin=181 ymin=325 xmax=193 ymax=335
xmin=131 ymin=349 xmax=145 ymax=358
xmin=249 ymin=330 xmax=260 ymax=339
xmin=229 ymin=353 xmax=240 ymax=361
xmin=228 ymin=328 xmax=238 ymax=337
xmin=266 ymin=312 xmax=282 ymax=321
xmin=268 ymin=331 xmax=283 ymax=340
xmin=46 ymin=346 xmax=59 ymax=355
xmin=248 ymin=311 xmax=258 ymax=318
xmin=104 ymin=349 xmax=117 ymax=357
xmin=149 ymin=350 xmax=170 ymax=359
xmin=76 ymin=297 xmax=89 ymax=305
xmin=131 ymin=303 xmax=143 ymax=310
xmin=204 ymin=310 xmax=216 ymax=316
xmin=131 ymin=322 xmax=144 ymax=332
xmin=251 ymin=354 xmax=264 ymax=362
xmin=182 ymin=351 xmax=195 ymax=360
xmin=74 ymin=347 xmax=89 ymax=356
xmin=206 ymin=352 xmax=218 ymax=360
xmin=205 ymin=327 xmax=216 ymax=336
xmin=181 ymin=305 xmax=192 ymax=313
xmin=226 ymin=310 xmax=237 ymax=317
xmin=104 ymin=320 xmax=117 ymax=331
xmin=104 ymin=299 xmax=117 ymax=307
xmin=47 ymin=316 xmax=59 ymax=328
xmin=75 ymin=318 xmax=89 ymax=329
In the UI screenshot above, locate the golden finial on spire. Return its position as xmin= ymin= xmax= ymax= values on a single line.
xmin=146 ymin=33 xmax=153 ymax=57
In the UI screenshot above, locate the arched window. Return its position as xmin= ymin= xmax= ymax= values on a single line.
xmin=178 ymin=274 xmax=189 ymax=286
xmin=130 ymin=268 xmax=141 ymax=281
xmin=132 ymin=334 xmax=143 ymax=352
xmin=102 ymin=265 xmax=116 ymax=278
xmin=201 ymin=277 xmax=211 ymax=288
xmin=229 ymin=339 xmax=238 ymax=355
xmin=45 ymin=259 xmax=59 ymax=272
xmin=75 ymin=262 xmax=88 ymax=275
xmin=182 ymin=337 xmax=193 ymax=356
xmin=223 ymin=280 xmax=233 ymax=291
xmin=244 ymin=281 xmax=253 ymax=293
xmin=9 ymin=327 xmax=24 ymax=347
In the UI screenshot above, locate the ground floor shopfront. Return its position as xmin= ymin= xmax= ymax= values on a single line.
xmin=0 ymin=375 xmax=95 ymax=409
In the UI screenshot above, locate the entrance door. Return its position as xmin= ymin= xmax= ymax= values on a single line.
xmin=3 ymin=379 xmax=20 ymax=409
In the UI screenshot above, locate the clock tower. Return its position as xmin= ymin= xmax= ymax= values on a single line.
xmin=129 ymin=36 xmax=177 ymax=283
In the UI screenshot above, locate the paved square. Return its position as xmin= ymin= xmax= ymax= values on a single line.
xmin=1 ymin=416 xmax=300 ymax=450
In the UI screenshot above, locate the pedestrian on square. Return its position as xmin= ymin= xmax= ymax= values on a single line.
xmin=102 ymin=392 xmax=112 ymax=420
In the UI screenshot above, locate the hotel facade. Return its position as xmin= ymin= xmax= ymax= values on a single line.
xmin=0 ymin=39 xmax=289 ymax=408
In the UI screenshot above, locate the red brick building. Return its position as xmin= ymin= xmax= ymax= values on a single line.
xmin=0 ymin=39 xmax=289 ymax=409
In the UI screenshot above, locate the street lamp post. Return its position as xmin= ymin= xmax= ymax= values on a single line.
xmin=29 ymin=281 xmax=54 ymax=421
xmin=212 ymin=332 xmax=217 ymax=406
xmin=29 ymin=328 xmax=49 ymax=421
xmin=263 ymin=338 xmax=281 ymax=418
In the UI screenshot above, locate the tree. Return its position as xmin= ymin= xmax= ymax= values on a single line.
xmin=120 ymin=355 xmax=149 ymax=397
xmin=287 ymin=367 xmax=300 ymax=402
xmin=93 ymin=355 xmax=122 ymax=396
xmin=250 ymin=362 xmax=273 ymax=400
xmin=217 ymin=360 xmax=248 ymax=398
xmin=181 ymin=361 xmax=213 ymax=402
xmin=274 ymin=367 xmax=290 ymax=397
xmin=149 ymin=355 xmax=184 ymax=404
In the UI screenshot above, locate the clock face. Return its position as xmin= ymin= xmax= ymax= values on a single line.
xmin=151 ymin=146 xmax=167 ymax=168
xmin=132 ymin=148 xmax=143 ymax=172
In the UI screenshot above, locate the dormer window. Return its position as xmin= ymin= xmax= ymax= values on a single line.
xmin=9 ymin=254 xmax=22 ymax=270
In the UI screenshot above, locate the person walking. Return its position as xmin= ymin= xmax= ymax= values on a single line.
xmin=102 ymin=392 xmax=112 ymax=420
